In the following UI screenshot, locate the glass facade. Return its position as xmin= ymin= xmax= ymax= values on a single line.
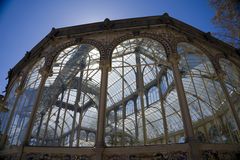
xmin=0 ymin=28 xmax=239 ymax=159
xmin=1 ymin=39 xmax=240 ymax=149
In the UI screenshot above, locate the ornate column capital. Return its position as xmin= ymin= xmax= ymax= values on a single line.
xmin=100 ymin=51 xmax=111 ymax=71
xmin=168 ymin=53 xmax=180 ymax=65
xmin=39 ymin=55 xmax=54 ymax=77
xmin=39 ymin=66 xmax=52 ymax=77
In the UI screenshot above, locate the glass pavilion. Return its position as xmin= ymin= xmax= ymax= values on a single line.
xmin=0 ymin=15 xmax=239 ymax=160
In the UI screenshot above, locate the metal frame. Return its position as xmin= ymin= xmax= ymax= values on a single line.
xmin=0 ymin=14 xmax=240 ymax=160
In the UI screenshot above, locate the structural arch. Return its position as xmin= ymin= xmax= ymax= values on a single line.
xmin=4 ymin=57 xmax=45 ymax=147
xmin=177 ymin=42 xmax=239 ymax=144
xmin=105 ymin=37 xmax=184 ymax=146
xmin=30 ymin=44 xmax=101 ymax=147
xmin=1 ymin=15 xmax=240 ymax=160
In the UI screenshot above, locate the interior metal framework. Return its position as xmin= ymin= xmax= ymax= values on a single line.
xmin=0 ymin=14 xmax=240 ymax=160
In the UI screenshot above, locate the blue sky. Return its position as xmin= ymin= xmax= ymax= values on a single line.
xmin=0 ymin=0 xmax=216 ymax=94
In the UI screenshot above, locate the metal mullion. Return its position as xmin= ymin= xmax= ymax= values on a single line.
xmin=136 ymin=51 xmax=147 ymax=145
xmin=8 ymin=96 xmax=25 ymax=145
xmin=218 ymin=60 xmax=240 ymax=132
xmin=114 ymin=109 xmax=117 ymax=146
xmin=16 ymin=113 xmax=26 ymax=146
xmin=202 ymin=61 xmax=225 ymax=142
xmin=70 ymin=68 xmax=84 ymax=147
xmin=59 ymin=87 xmax=71 ymax=146
xmin=184 ymin=55 xmax=205 ymax=120
xmin=16 ymin=73 xmax=42 ymax=145
xmin=35 ymin=112 xmax=44 ymax=145
xmin=53 ymin=88 xmax=65 ymax=144
xmin=121 ymin=55 xmax=125 ymax=146
xmin=41 ymin=95 xmax=58 ymax=145
xmin=16 ymin=88 xmax=39 ymax=146
xmin=200 ymin=74 xmax=218 ymax=114
xmin=211 ymin=77 xmax=237 ymax=142
xmin=163 ymin=99 xmax=182 ymax=119
xmin=77 ymin=94 xmax=84 ymax=146
xmin=77 ymin=59 xmax=91 ymax=147
xmin=2 ymin=83 xmax=21 ymax=143
xmin=10 ymin=95 xmax=28 ymax=145
xmin=111 ymin=63 xmax=157 ymax=69
xmin=156 ymin=65 xmax=169 ymax=144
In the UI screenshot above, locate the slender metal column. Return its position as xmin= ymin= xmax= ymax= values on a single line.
xmin=169 ymin=53 xmax=199 ymax=160
xmin=0 ymin=72 xmax=28 ymax=149
xmin=158 ymin=85 xmax=168 ymax=144
xmin=70 ymin=70 xmax=84 ymax=146
xmin=53 ymin=87 xmax=65 ymax=142
xmin=121 ymin=56 xmax=125 ymax=146
xmin=17 ymin=66 xmax=50 ymax=160
xmin=0 ymin=86 xmax=21 ymax=148
xmin=133 ymin=98 xmax=139 ymax=142
xmin=169 ymin=54 xmax=194 ymax=140
xmin=135 ymin=49 xmax=147 ymax=145
xmin=95 ymin=59 xmax=109 ymax=160
xmin=22 ymin=69 xmax=49 ymax=145
xmin=35 ymin=111 xmax=44 ymax=145
xmin=114 ymin=109 xmax=117 ymax=145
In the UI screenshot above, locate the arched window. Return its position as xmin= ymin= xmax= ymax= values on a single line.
xmin=30 ymin=44 xmax=101 ymax=147
xmin=148 ymin=86 xmax=159 ymax=104
xmin=219 ymin=58 xmax=240 ymax=96
xmin=7 ymin=57 xmax=45 ymax=147
xmin=126 ymin=100 xmax=134 ymax=116
xmin=0 ymin=81 xmax=19 ymax=135
xmin=219 ymin=58 xmax=240 ymax=141
xmin=177 ymin=42 xmax=239 ymax=144
xmin=105 ymin=38 xmax=183 ymax=146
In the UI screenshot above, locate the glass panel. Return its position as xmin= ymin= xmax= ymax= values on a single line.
xmin=220 ymin=58 xmax=240 ymax=142
xmin=105 ymin=38 xmax=184 ymax=147
xmin=6 ymin=58 xmax=45 ymax=147
xmin=178 ymin=42 xmax=239 ymax=144
xmin=0 ymin=82 xmax=19 ymax=136
xmin=30 ymin=45 xmax=101 ymax=147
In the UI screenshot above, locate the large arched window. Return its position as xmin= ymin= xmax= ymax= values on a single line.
xmin=30 ymin=44 xmax=101 ymax=147
xmin=105 ymin=38 xmax=184 ymax=146
xmin=6 ymin=57 xmax=45 ymax=147
xmin=219 ymin=58 xmax=240 ymax=134
xmin=219 ymin=58 xmax=240 ymax=96
xmin=177 ymin=42 xmax=239 ymax=144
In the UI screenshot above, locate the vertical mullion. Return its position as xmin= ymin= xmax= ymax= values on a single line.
xmin=59 ymin=88 xmax=71 ymax=146
xmin=53 ymin=88 xmax=65 ymax=143
xmin=156 ymin=67 xmax=168 ymax=144
xmin=70 ymin=69 xmax=84 ymax=146
xmin=10 ymin=96 xmax=27 ymax=145
xmin=77 ymin=58 xmax=91 ymax=147
xmin=121 ymin=55 xmax=125 ymax=146
xmin=136 ymin=50 xmax=147 ymax=145
xmin=133 ymin=98 xmax=139 ymax=142
xmin=184 ymin=55 xmax=204 ymax=120
xmin=17 ymin=72 xmax=41 ymax=146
